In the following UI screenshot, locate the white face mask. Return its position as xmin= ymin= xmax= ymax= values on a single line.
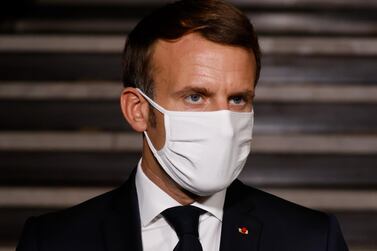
xmin=138 ymin=88 xmax=254 ymax=196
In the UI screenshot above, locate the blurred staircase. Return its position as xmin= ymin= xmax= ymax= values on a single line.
xmin=0 ymin=0 xmax=377 ymax=250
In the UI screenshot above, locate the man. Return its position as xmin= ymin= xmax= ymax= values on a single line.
xmin=17 ymin=0 xmax=349 ymax=250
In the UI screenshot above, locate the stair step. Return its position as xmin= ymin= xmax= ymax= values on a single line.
xmin=1 ymin=152 xmax=376 ymax=188
xmin=261 ymin=37 xmax=377 ymax=56
xmin=335 ymin=211 xmax=377 ymax=248
xmin=255 ymin=85 xmax=377 ymax=103
xmin=1 ymin=100 xmax=376 ymax=133
xmin=1 ymin=35 xmax=377 ymax=56
xmin=0 ymin=132 xmax=141 ymax=151
xmin=2 ymin=81 xmax=377 ymax=103
xmin=0 ymin=53 xmax=376 ymax=83
xmin=3 ymin=9 xmax=376 ymax=36
xmin=0 ymin=35 xmax=124 ymax=53
xmin=0 ymin=132 xmax=376 ymax=154
xmin=0 ymin=187 xmax=376 ymax=210
xmin=261 ymin=55 xmax=377 ymax=84
xmin=241 ymin=154 xmax=377 ymax=188
xmin=3 ymin=152 xmax=377 ymax=188
xmin=0 ymin=81 xmax=122 ymax=100
xmin=250 ymin=12 xmax=377 ymax=36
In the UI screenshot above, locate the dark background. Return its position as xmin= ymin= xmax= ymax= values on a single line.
xmin=0 ymin=0 xmax=376 ymax=250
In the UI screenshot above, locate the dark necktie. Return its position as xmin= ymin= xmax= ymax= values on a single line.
xmin=162 ymin=205 xmax=206 ymax=251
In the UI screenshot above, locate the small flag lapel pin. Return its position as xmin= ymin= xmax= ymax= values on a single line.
xmin=238 ymin=226 xmax=249 ymax=235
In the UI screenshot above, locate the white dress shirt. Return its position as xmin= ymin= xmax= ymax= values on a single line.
xmin=135 ymin=159 xmax=226 ymax=251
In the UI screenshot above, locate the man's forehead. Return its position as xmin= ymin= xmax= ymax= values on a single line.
xmin=148 ymin=32 xmax=256 ymax=97
xmin=152 ymin=33 xmax=208 ymax=59
xmin=151 ymin=33 xmax=255 ymax=71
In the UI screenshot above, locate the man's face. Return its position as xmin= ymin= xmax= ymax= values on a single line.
xmin=146 ymin=32 xmax=257 ymax=150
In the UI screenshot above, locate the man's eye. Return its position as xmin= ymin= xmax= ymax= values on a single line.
xmin=185 ymin=94 xmax=203 ymax=104
xmin=230 ymin=96 xmax=245 ymax=105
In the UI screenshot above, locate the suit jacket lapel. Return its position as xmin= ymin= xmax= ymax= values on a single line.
xmin=220 ymin=180 xmax=263 ymax=251
xmin=102 ymin=169 xmax=143 ymax=251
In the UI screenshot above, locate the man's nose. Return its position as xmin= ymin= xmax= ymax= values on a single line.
xmin=208 ymin=98 xmax=229 ymax=111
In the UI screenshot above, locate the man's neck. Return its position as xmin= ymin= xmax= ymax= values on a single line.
xmin=141 ymin=143 xmax=198 ymax=205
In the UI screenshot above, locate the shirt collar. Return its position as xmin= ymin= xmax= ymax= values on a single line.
xmin=135 ymin=159 xmax=226 ymax=227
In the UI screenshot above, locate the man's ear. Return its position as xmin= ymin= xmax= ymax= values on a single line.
xmin=120 ymin=87 xmax=149 ymax=132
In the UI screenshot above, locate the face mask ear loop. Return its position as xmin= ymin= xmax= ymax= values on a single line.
xmin=136 ymin=88 xmax=168 ymax=153
xmin=136 ymin=88 xmax=166 ymax=114
xmin=143 ymin=131 xmax=159 ymax=154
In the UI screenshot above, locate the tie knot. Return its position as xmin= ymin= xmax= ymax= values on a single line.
xmin=162 ymin=205 xmax=206 ymax=238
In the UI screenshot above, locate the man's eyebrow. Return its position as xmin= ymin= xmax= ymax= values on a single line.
xmin=173 ymin=87 xmax=255 ymax=99
xmin=173 ymin=86 xmax=213 ymax=97
xmin=229 ymin=90 xmax=255 ymax=99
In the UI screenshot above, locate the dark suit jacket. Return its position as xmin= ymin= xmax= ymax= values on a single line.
xmin=17 ymin=170 xmax=348 ymax=251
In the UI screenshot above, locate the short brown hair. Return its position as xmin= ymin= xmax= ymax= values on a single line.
xmin=122 ymin=0 xmax=261 ymax=97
